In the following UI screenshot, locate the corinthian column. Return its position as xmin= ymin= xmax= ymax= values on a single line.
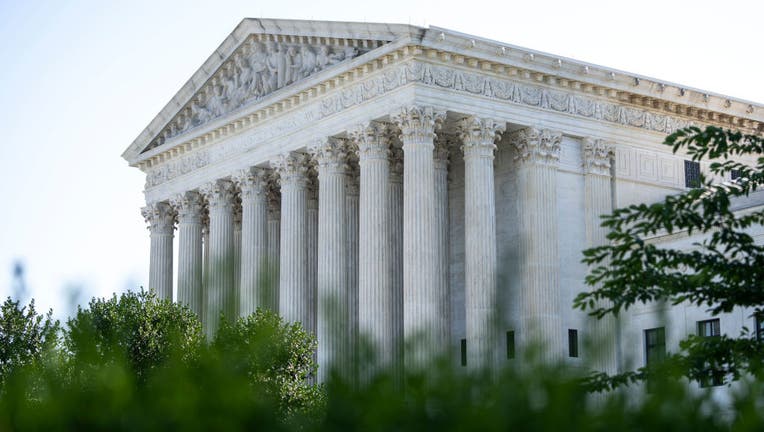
xmin=171 ymin=191 xmax=204 ymax=317
xmin=306 ymin=175 xmax=319 ymax=338
xmin=346 ymin=157 xmax=360 ymax=375
xmin=511 ymin=127 xmax=563 ymax=363
xmin=309 ymin=138 xmax=349 ymax=382
xmin=350 ymin=122 xmax=394 ymax=372
xmin=582 ymin=138 xmax=618 ymax=374
xmin=458 ymin=117 xmax=505 ymax=369
xmin=200 ymin=179 xmax=237 ymax=337
xmin=434 ymin=135 xmax=452 ymax=355
xmin=272 ymin=152 xmax=310 ymax=327
xmin=391 ymin=105 xmax=447 ymax=368
xmin=233 ymin=167 xmax=269 ymax=317
xmin=142 ymin=202 xmax=175 ymax=300
xmin=233 ymin=200 xmax=242 ymax=317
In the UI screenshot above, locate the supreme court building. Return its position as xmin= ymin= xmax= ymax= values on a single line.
xmin=123 ymin=19 xmax=764 ymax=382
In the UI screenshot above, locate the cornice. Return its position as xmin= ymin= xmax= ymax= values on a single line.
xmin=135 ymin=38 xmax=764 ymax=185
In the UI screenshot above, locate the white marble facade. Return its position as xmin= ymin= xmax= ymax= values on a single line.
xmin=127 ymin=19 xmax=764 ymax=379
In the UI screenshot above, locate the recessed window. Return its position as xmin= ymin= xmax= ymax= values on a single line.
xmin=568 ymin=329 xmax=579 ymax=358
xmin=697 ymin=318 xmax=723 ymax=387
xmin=506 ymin=331 xmax=515 ymax=359
xmin=684 ymin=160 xmax=701 ymax=188
xmin=756 ymin=314 xmax=764 ymax=342
xmin=731 ymin=169 xmax=742 ymax=180
xmin=645 ymin=327 xmax=666 ymax=366
xmin=460 ymin=339 xmax=467 ymax=367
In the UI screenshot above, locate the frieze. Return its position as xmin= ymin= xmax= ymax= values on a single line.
xmin=147 ymin=58 xmax=710 ymax=189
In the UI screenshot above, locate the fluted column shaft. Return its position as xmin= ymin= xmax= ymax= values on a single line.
xmin=172 ymin=192 xmax=204 ymax=318
xmin=352 ymin=123 xmax=394 ymax=373
xmin=583 ymin=139 xmax=618 ymax=374
xmin=142 ymin=202 xmax=175 ymax=301
xmin=274 ymin=153 xmax=310 ymax=327
xmin=266 ymin=189 xmax=281 ymax=313
xmin=310 ymin=139 xmax=349 ymax=382
xmin=233 ymin=204 xmax=242 ymax=317
xmin=459 ymin=117 xmax=505 ymax=370
xmin=434 ymin=138 xmax=451 ymax=356
xmin=390 ymin=146 xmax=405 ymax=374
xmin=307 ymin=179 xmax=319 ymax=337
xmin=512 ymin=128 xmax=563 ymax=363
xmin=200 ymin=180 xmax=236 ymax=337
xmin=392 ymin=106 xmax=447 ymax=368
xmin=234 ymin=168 xmax=269 ymax=317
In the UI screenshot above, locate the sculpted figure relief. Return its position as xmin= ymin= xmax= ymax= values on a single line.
xmin=151 ymin=39 xmax=366 ymax=149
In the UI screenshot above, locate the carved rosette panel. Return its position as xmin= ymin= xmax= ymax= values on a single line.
xmin=582 ymin=138 xmax=615 ymax=176
xmin=391 ymin=106 xmax=446 ymax=146
xmin=511 ymin=127 xmax=562 ymax=166
xmin=200 ymin=179 xmax=236 ymax=210
xmin=170 ymin=191 xmax=204 ymax=224
xmin=458 ymin=116 xmax=505 ymax=159
xmin=141 ymin=202 xmax=176 ymax=234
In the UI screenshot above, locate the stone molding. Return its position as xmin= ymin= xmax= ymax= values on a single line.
xmin=582 ymin=138 xmax=615 ymax=177
xmin=141 ymin=202 xmax=176 ymax=234
xmin=511 ymin=127 xmax=563 ymax=166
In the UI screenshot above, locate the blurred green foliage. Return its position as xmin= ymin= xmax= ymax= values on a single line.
xmin=0 ymin=297 xmax=58 ymax=388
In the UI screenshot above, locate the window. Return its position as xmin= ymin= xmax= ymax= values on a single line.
xmin=506 ymin=331 xmax=515 ymax=359
xmin=568 ymin=329 xmax=579 ymax=358
xmin=755 ymin=313 xmax=764 ymax=342
xmin=684 ymin=160 xmax=701 ymax=188
xmin=697 ymin=318 xmax=723 ymax=387
xmin=460 ymin=339 xmax=467 ymax=367
xmin=731 ymin=169 xmax=742 ymax=180
xmin=645 ymin=327 xmax=666 ymax=366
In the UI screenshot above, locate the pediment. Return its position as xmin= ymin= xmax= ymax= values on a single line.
xmin=123 ymin=19 xmax=420 ymax=162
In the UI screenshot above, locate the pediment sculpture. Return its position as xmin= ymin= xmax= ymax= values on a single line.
xmin=149 ymin=39 xmax=368 ymax=151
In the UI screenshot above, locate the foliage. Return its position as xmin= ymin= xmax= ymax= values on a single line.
xmin=65 ymin=289 xmax=204 ymax=381
xmin=212 ymin=309 xmax=323 ymax=417
xmin=0 ymin=297 xmax=58 ymax=388
xmin=575 ymin=125 xmax=764 ymax=388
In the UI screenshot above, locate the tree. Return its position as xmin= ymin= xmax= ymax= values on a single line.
xmin=65 ymin=289 xmax=204 ymax=381
xmin=0 ymin=297 xmax=59 ymax=387
xmin=212 ymin=309 xmax=322 ymax=416
xmin=575 ymin=125 xmax=764 ymax=390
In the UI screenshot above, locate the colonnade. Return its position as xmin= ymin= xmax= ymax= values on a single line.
xmin=141 ymin=106 xmax=614 ymax=377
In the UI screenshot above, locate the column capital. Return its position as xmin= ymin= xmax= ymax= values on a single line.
xmin=232 ymin=167 xmax=269 ymax=200
xmin=272 ymin=152 xmax=311 ymax=186
xmin=582 ymin=138 xmax=614 ymax=176
xmin=434 ymin=133 xmax=457 ymax=170
xmin=346 ymin=163 xmax=360 ymax=196
xmin=200 ymin=179 xmax=236 ymax=210
xmin=170 ymin=191 xmax=204 ymax=224
xmin=308 ymin=138 xmax=349 ymax=174
xmin=458 ymin=116 xmax=505 ymax=158
xmin=391 ymin=106 xmax=446 ymax=147
xmin=349 ymin=121 xmax=393 ymax=161
xmin=511 ymin=127 xmax=562 ymax=166
xmin=141 ymin=202 xmax=175 ymax=234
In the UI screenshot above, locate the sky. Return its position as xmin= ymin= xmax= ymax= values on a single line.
xmin=0 ymin=0 xmax=762 ymax=318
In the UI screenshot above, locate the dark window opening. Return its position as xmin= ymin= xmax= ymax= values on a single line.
xmin=506 ymin=331 xmax=515 ymax=359
xmin=756 ymin=313 xmax=764 ymax=342
xmin=460 ymin=339 xmax=467 ymax=367
xmin=697 ymin=318 xmax=723 ymax=387
xmin=685 ymin=160 xmax=701 ymax=188
xmin=731 ymin=169 xmax=742 ymax=180
xmin=645 ymin=327 xmax=666 ymax=393
xmin=568 ymin=329 xmax=579 ymax=358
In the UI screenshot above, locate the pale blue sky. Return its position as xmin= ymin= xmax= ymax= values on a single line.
xmin=1 ymin=0 xmax=761 ymax=318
